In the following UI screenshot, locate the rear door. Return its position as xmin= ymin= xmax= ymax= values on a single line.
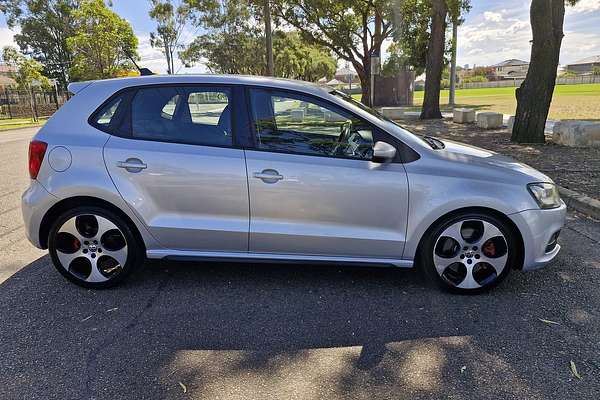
xmin=101 ymin=85 xmax=249 ymax=252
xmin=244 ymin=88 xmax=410 ymax=259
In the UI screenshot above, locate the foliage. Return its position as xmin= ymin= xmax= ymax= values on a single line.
xmin=273 ymin=31 xmax=336 ymax=81
xmin=67 ymin=0 xmax=138 ymax=80
xmin=462 ymin=75 xmax=487 ymax=83
xmin=271 ymin=0 xmax=396 ymax=104
xmin=393 ymin=0 xmax=471 ymax=75
xmin=182 ymin=1 xmax=336 ymax=81
xmin=181 ymin=0 xmax=263 ymax=74
xmin=593 ymin=66 xmax=600 ymax=76
xmin=0 ymin=0 xmax=79 ymax=88
xmin=381 ymin=42 xmax=413 ymax=77
xmin=2 ymin=46 xmax=51 ymax=90
xmin=149 ymin=0 xmax=191 ymax=74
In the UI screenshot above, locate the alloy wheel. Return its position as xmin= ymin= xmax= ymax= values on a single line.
xmin=53 ymin=214 xmax=128 ymax=283
xmin=432 ymin=219 xmax=508 ymax=289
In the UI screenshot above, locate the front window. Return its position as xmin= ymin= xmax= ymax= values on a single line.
xmin=249 ymin=89 xmax=375 ymax=160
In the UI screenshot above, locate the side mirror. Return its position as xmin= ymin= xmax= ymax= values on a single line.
xmin=372 ymin=141 xmax=397 ymax=162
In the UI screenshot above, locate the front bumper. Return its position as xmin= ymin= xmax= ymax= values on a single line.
xmin=509 ymin=202 xmax=567 ymax=271
xmin=21 ymin=180 xmax=59 ymax=249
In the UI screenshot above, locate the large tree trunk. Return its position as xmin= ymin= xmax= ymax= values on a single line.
xmin=420 ymin=0 xmax=448 ymax=119
xmin=264 ymin=0 xmax=274 ymax=76
xmin=512 ymin=0 xmax=565 ymax=143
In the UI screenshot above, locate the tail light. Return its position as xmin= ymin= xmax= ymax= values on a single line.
xmin=28 ymin=140 xmax=48 ymax=179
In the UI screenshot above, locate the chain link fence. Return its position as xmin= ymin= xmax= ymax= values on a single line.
xmin=0 ymin=88 xmax=69 ymax=121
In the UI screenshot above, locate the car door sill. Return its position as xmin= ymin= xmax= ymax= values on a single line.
xmin=147 ymin=250 xmax=413 ymax=268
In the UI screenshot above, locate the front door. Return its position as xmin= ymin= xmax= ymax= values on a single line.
xmin=102 ymin=85 xmax=249 ymax=252
xmin=245 ymin=88 xmax=409 ymax=259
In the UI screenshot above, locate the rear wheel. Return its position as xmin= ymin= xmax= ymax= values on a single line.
xmin=420 ymin=212 xmax=517 ymax=293
xmin=48 ymin=206 xmax=143 ymax=288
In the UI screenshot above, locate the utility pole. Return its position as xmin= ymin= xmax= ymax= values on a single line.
xmin=449 ymin=17 xmax=458 ymax=107
xmin=264 ymin=0 xmax=274 ymax=76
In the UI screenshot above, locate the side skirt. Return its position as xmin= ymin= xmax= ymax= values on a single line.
xmin=146 ymin=249 xmax=414 ymax=268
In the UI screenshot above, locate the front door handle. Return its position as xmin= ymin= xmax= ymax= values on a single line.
xmin=117 ymin=158 xmax=147 ymax=172
xmin=253 ymin=169 xmax=284 ymax=183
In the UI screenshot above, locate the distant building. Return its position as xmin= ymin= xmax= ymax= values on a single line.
xmin=490 ymin=59 xmax=529 ymax=80
xmin=0 ymin=64 xmax=17 ymax=89
xmin=565 ymin=55 xmax=600 ymax=75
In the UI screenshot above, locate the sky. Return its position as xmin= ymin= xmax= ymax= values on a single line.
xmin=1 ymin=0 xmax=599 ymax=74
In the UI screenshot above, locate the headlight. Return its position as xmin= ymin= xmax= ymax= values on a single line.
xmin=527 ymin=183 xmax=561 ymax=209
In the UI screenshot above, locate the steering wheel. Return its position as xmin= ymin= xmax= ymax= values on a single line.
xmin=331 ymin=120 xmax=353 ymax=156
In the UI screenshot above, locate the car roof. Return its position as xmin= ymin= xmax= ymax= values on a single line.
xmin=68 ymin=74 xmax=332 ymax=97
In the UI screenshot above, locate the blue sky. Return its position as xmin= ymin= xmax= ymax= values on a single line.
xmin=1 ymin=0 xmax=600 ymax=74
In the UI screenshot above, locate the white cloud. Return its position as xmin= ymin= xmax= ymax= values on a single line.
xmin=483 ymin=11 xmax=503 ymax=22
xmin=561 ymin=30 xmax=600 ymax=64
xmin=0 ymin=27 xmax=18 ymax=51
xmin=566 ymin=0 xmax=600 ymax=14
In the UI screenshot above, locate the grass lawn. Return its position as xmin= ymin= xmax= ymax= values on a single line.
xmin=414 ymin=83 xmax=600 ymax=120
xmin=0 ymin=117 xmax=47 ymax=131
xmin=353 ymin=83 xmax=600 ymax=120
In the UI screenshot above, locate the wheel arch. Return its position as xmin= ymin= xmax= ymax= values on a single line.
xmin=38 ymin=196 xmax=147 ymax=254
xmin=414 ymin=206 xmax=525 ymax=270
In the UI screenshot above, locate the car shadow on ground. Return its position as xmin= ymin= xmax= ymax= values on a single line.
xmin=0 ymin=248 xmax=597 ymax=399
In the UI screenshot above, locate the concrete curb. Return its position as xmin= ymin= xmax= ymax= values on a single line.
xmin=559 ymin=186 xmax=600 ymax=220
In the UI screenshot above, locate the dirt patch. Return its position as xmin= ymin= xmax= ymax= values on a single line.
xmin=398 ymin=118 xmax=600 ymax=200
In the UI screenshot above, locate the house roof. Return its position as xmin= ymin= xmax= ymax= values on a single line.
xmin=491 ymin=59 xmax=529 ymax=67
xmin=567 ymin=55 xmax=600 ymax=65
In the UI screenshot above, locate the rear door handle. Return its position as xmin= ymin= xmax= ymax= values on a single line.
xmin=253 ymin=169 xmax=284 ymax=183
xmin=117 ymin=158 xmax=147 ymax=171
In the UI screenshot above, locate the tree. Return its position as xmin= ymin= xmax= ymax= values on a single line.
xmin=182 ymin=1 xmax=336 ymax=81
xmin=2 ymin=46 xmax=51 ymax=121
xmin=0 ymin=0 xmax=79 ymax=89
xmin=394 ymin=0 xmax=470 ymax=118
xmin=149 ymin=0 xmax=191 ymax=74
xmin=263 ymin=0 xmax=274 ymax=76
xmin=272 ymin=0 xmax=395 ymax=105
xmin=67 ymin=0 xmax=138 ymax=81
xmin=273 ymin=31 xmax=336 ymax=81
xmin=182 ymin=0 xmax=264 ymax=74
xmin=420 ymin=0 xmax=448 ymax=119
xmin=511 ymin=0 xmax=578 ymax=143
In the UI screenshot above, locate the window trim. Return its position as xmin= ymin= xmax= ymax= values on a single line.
xmin=244 ymin=86 xmax=406 ymax=163
xmin=88 ymin=83 xmax=242 ymax=150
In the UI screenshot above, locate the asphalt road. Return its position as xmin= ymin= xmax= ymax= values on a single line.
xmin=0 ymin=127 xmax=599 ymax=399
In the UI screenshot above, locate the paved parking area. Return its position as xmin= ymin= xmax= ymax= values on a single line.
xmin=0 ymin=128 xmax=599 ymax=399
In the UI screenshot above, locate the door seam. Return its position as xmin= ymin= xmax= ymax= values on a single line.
xmin=242 ymin=148 xmax=252 ymax=252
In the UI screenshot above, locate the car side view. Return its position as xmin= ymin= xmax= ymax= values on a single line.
xmin=22 ymin=75 xmax=566 ymax=293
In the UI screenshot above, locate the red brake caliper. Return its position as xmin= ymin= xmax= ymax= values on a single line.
xmin=483 ymin=241 xmax=496 ymax=257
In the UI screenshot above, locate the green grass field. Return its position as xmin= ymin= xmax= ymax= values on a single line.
xmin=413 ymin=83 xmax=600 ymax=120
xmin=0 ymin=117 xmax=47 ymax=131
xmin=354 ymin=83 xmax=600 ymax=120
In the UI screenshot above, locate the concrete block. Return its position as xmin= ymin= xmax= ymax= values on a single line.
xmin=507 ymin=115 xmax=515 ymax=131
xmin=380 ymin=107 xmax=406 ymax=120
xmin=290 ymin=109 xmax=304 ymax=122
xmin=476 ymin=112 xmax=503 ymax=129
xmin=553 ymin=120 xmax=600 ymax=147
xmin=453 ymin=108 xmax=475 ymax=123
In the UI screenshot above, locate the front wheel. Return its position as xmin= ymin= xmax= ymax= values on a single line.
xmin=48 ymin=206 xmax=143 ymax=289
xmin=420 ymin=212 xmax=517 ymax=294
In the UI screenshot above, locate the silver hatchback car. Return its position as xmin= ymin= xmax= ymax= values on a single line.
xmin=22 ymin=75 xmax=566 ymax=293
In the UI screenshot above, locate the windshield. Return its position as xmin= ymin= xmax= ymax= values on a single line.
xmin=330 ymin=90 xmax=444 ymax=150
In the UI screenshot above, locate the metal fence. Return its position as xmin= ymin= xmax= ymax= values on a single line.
xmin=0 ymin=88 xmax=69 ymax=120
xmin=457 ymin=74 xmax=600 ymax=90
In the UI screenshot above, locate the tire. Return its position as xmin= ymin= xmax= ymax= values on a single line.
xmin=419 ymin=211 xmax=517 ymax=294
xmin=48 ymin=206 xmax=143 ymax=289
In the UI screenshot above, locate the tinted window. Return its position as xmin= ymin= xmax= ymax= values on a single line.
xmin=250 ymin=89 xmax=374 ymax=160
xmin=131 ymin=86 xmax=232 ymax=146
